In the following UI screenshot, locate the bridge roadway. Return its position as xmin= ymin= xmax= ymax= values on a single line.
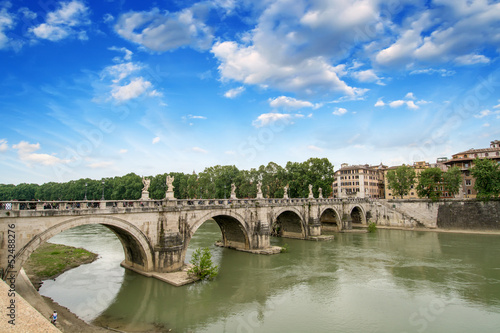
xmin=0 ymin=197 xmax=370 ymax=280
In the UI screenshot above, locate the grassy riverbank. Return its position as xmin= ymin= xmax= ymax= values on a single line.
xmin=24 ymin=242 xmax=98 ymax=290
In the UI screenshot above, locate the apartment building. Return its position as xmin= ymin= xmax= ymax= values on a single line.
xmin=333 ymin=163 xmax=386 ymax=198
xmin=444 ymin=140 xmax=500 ymax=198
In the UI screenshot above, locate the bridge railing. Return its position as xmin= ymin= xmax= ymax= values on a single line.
xmin=0 ymin=197 xmax=368 ymax=212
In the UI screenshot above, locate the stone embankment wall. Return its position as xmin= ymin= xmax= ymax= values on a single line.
xmin=437 ymin=200 xmax=500 ymax=230
xmin=368 ymin=199 xmax=500 ymax=231
xmin=368 ymin=200 xmax=440 ymax=228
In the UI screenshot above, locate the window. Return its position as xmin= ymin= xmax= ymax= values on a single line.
xmin=485 ymin=153 xmax=489 ymax=157
xmin=465 ymin=163 xmax=469 ymax=168
xmin=465 ymin=180 xmax=471 ymax=186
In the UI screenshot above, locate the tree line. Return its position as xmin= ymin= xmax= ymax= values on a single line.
xmin=386 ymin=158 xmax=500 ymax=201
xmin=0 ymin=158 xmax=335 ymax=201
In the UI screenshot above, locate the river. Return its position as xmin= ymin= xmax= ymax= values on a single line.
xmin=39 ymin=222 xmax=500 ymax=333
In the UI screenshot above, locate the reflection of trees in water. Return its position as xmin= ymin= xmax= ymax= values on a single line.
xmin=94 ymin=236 xmax=343 ymax=331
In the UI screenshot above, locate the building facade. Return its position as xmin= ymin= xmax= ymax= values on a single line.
xmin=444 ymin=140 xmax=500 ymax=198
xmin=333 ymin=163 xmax=386 ymax=199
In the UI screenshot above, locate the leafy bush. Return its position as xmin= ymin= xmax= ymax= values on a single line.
xmin=281 ymin=243 xmax=289 ymax=253
xmin=367 ymin=222 xmax=377 ymax=233
xmin=188 ymin=247 xmax=218 ymax=281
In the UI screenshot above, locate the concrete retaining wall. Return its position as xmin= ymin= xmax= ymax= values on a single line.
xmin=437 ymin=200 xmax=500 ymax=230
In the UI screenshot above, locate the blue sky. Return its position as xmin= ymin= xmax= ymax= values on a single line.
xmin=1 ymin=0 xmax=500 ymax=184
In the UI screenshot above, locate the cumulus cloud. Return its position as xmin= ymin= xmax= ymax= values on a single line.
xmin=269 ymin=96 xmax=320 ymax=110
xmin=409 ymin=68 xmax=455 ymax=76
xmin=351 ymin=69 xmax=384 ymax=85
xmin=12 ymin=141 xmax=67 ymax=166
xmin=30 ymin=0 xmax=90 ymax=42
xmin=376 ymin=93 xmax=427 ymax=110
xmin=374 ymin=1 xmax=500 ymax=67
xmin=0 ymin=5 xmax=23 ymax=50
xmin=252 ymin=112 xmax=304 ymax=128
xmin=114 ymin=6 xmax=213 ymax=52
xmin=0 ymin=139 xmax=8 ymax=152
xmin=111 ymin=77 xmax=152 ymax=101
xmin=332 ymin=107 xmax=348 ymax=116
xmin=224 ymin=86 xmax=245 ymax=98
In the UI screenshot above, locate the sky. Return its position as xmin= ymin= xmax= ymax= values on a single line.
xmin=1 ymin=0 xmax=500 ymax=185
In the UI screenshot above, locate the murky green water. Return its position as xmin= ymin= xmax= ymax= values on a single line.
xmin=40 ymin=222 xmax=500 ymax=332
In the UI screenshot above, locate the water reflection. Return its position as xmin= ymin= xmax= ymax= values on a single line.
xmin=42 ymin=222 xmax=500 ymax=333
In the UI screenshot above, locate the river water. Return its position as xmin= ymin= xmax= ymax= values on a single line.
xmin=39 ymin=222 xmax=500 ymax=333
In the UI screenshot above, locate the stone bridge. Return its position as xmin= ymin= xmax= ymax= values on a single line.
xmin=0 ymin=197 xmax=370 ymax=280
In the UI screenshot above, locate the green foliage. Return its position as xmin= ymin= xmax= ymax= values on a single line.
xmin=416 ymin=168 xmax=443 ymax=201
xmin=280 ymin=243 xmax=289 ymax=253
xmin=442 ymin=166 xmax=462 ymax=197
xmin=367 ymin=222 xmax=377 ymax=233
xmin=471 ymin=158 xmax=500 ymax=201
xmin=188 ymin=247 xmax=218 ymax=281
xmin=0 ymin=158 xmax=337 ymax=200
xmin=386 ymin=165 xmax=416 ymax=198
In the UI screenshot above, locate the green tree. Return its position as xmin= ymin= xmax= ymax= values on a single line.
xmin=187 ymin=247 xmax=218 ymax=281
xmin=386 ymin=165 xmax=416 ymax=198
xmin=471 ymin=158 xmax=500 ymax=201
xmin=442 ymin=166 xmax=462 ymax=197
xmin=416 ymin=168 xmax=443 ymax=201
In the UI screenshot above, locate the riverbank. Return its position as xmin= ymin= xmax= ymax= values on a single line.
xmin=23 ymin=242 xmax=98 ymax=290
xmin=375 ymin=225 xmax=500 ymax=235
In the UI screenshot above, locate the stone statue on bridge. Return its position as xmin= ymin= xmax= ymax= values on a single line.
xmin=142 ymin=177 xmax=151 ymax=192
xmin=230 ymin=183 xmax=237 ymax=199
xmin=283 ymin=185 xmax=289 ymax=199
xmin=308 ymin=184 xmax=314 ymax=198
xmin=141 ymin=177 xmax=151 ymax=200
xmin=165 ymin=175 xmax=175 ymax=199
xmin=256 ymin=181 xmax=263 ymax=199
xmin=318 ymin=188 xmax=323 ymax=199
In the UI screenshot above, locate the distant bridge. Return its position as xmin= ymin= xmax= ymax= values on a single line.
xmin=0 ymin=197 xmax=374 ymax=280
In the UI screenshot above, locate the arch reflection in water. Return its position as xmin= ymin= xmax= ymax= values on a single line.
xmin=38 ymin=224 xmax=125 ymax=322
xmin=43 ymin=224 xmax=500 ymax=333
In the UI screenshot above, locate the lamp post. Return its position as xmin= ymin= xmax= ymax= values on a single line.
xmin=224 ymin=184 xmax=226 ymax=199
xmin=101 ymin=180 xmax=105 ymax=200
xmin=84 ymin=183 xmax=87 ymax=201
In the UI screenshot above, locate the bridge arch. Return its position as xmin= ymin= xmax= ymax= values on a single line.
xmin=350 ymin=205 xmax=367 ymax=224
xmin=10 ymin=215 xmax=154 ymax=278
xmin=272 ymin=207 xmax=306 ymax=239
xmin=319 ymin=207 xmax=341 ymax=232
xmin=187 ymin=210 xmax=250 ymax=253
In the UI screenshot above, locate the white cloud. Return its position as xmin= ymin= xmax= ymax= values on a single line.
xmin=152 ymin=136 xmax=160 ymax=144
xmin=119 ymin=149 xmax=128 ymax=154
xmin=105 ymin=62 xmax=142 ymax=83
xmin=12 ymin=141 xmax=67 ymax=166
xmin=103 ymin=13 xmax=114 ymax=23
xmin=374 ymin=99 xmax=385 ymax=107
xmin=409 ymin=68 xmax=455 ymax=76
xmin=351 ymin=69 xmax=384 ymax=85
xmin=212 ymin=41 xmax=363 ymax=96
xmin=332 ymin=107 xmax=348 ymax=116
xmin=269 ymin=96 xmax=320 ymax=110
xmin=188 ymin=115 xmax=207 ymax=119
xmin=224 ymin=86 xmax=245 ymax=98
xmin=455 ymin=54 xmax=490 ymax=65
xmin=406 ymin=101 xmax=419 ymax=110
xmin=252 ymin=112 xmax=305 ymax=128
xmin=111 ymin=77 xmax=152 ymax=101
xmin=389 ymin=100 xmax=406 ymax=108
xmin=109 ymin=46 xmax=133 ymax=61
xmin=0 ymin=6 xmax=19 ymax=50
xmin=192 ymin=147 xmax=208 ymax=154
xmin=0 ymin=139 xmax=8 ymax=152
xmin=88 ymin=161 xmax=113 ymax=169
xmin=494 ymin=101 xmax=500 ymax=109
xmin=115 ymin=7 xmax=213 ymax=52
xmin=225 ymin=150 xmax=236 ymax=155
xmin=30 ymin=1 xmax=90 ymax=42
xmin=405 ymin=92 xmax=416 ymax=100
xmin=474 ymin=109 xmax=500 ymax=119
xmin=307 ymin=145 xmax=323 ymax=152
xmin=374 ymin=2 xmax=500 ymax=67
